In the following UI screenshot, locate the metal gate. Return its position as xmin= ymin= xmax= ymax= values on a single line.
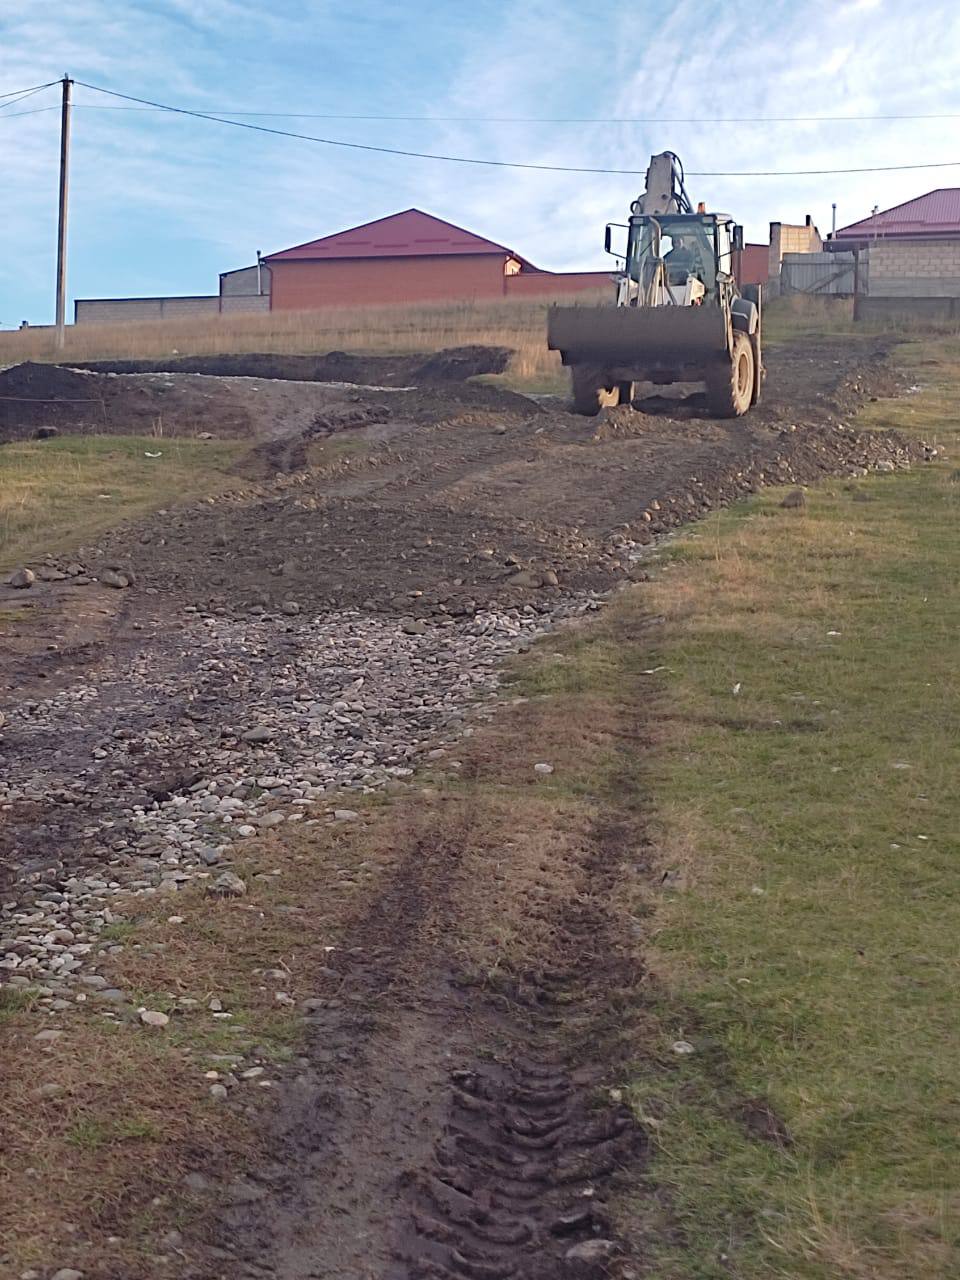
xmin=780 ymin=251 xmax=858 ymax=296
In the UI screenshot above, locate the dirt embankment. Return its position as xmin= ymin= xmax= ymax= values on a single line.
xmin=62 ymin=344 xmax=512 ymax=386
xmin=0 ymin=347 xmax=511 ymax=444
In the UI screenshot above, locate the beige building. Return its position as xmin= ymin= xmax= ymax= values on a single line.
xmin=768 ymin=217 xmax=823 ymax=282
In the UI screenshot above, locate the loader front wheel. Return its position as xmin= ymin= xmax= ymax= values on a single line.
xmin=706 ymin=334 xmax=755 ymax=418
xmin=571 ymin=365 xmax=619 ymax=416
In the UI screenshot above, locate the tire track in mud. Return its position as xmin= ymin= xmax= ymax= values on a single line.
xmin=386 ymin=818 xmax=644 ymax=1280
xmin=219 ymin=792 xmax=646 ymax=1280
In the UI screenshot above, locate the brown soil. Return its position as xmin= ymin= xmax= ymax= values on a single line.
xmin=64 ymin=345 xmax=512 ymax=385
xmin=197 ymin=658 xmax=652 ymax=1280
xmin=0 ymin=336 xmax=929 ymax=1279
xmin=72 ymin=337 xmax=920 ymax=621
xmin=0 ymin=347 xmax=510 ymax=443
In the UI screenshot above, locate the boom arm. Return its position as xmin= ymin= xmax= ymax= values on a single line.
xmin=631 ymin=152 xmax=693 ymax=217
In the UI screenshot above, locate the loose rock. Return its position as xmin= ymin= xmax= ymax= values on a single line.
xmin=140 ymin=1009 xmax=170 ymax=1028
xmin=564 ymin=1239 xmax=618 ymax=1269
xmin=207 ymin=871 xmax=247 ymax=898
xmin=242 ymin=726 xmax=275 ymax=743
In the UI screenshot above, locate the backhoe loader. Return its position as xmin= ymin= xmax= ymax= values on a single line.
xmin=548 ymin=152 xmax=763 ymax=416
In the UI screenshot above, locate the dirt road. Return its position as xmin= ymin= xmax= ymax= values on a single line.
xmin=66 ymin=339 xmax=915 ymax=622
xmin=0 ymin=338 xmax=926 ymax=1279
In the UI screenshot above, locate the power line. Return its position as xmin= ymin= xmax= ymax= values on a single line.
xmin=0 ymin=80 xmax=59 ymax=103
xmin=0 ymin=83 xmax=56 ymax=113
xmin=64 ymin=103 xmax=960 ymax=124
xmin=0 ymin=105 xmax=60 ymax=122
xmin=71 ymin=80 xmax=960 ymax=178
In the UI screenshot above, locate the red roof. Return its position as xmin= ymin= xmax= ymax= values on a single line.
xmin=264 ymin=208 xmax=533 ymax=264
xmin=835 ymin=189 xmax=960 ymax=239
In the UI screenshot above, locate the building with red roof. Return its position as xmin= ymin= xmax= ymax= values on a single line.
xmin=833 ymin=190 xmax=960 ymax=305
xmin=262 ymin=209 xmax=609 ymax=310
xmin=834 ymin=190 xmax=960 ymax=242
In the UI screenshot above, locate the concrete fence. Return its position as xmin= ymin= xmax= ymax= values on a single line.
xmin=74 ymin=294 xmax=270 ymax=325
xmin=854 ymin=295 xmax=960 ymax=324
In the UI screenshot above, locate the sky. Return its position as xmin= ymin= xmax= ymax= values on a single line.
xmin=2 ymin=0 xmax=960 ymax=325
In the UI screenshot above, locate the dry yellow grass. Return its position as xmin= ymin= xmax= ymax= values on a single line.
xmin=0 ymin=294 xmax=608 ymax=390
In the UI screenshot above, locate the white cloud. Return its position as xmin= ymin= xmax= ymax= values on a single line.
xmin=1 ymin=0 xmax=960 ymax=321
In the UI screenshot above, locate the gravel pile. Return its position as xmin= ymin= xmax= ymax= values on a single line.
xmin=0 ymin=600 xmax=600 ymax=1003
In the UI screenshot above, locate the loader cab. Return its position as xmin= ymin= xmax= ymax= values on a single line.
xmin=625 ymin=213 xmax=735 ymax=299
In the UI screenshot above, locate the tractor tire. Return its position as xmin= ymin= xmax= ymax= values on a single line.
xmin=571 ymin=365 xmax=619 ymax=416
xmin=706 ymin=333 xmax=755 ymax=418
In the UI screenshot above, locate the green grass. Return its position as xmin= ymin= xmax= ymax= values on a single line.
xmin=67 ymin=1116 xmax=161 ymax=1151
xmin=0 ymin=987 xmax=40 ymax=1020
xmin=617 ymin=338 xmax=960 ymax=1278
xmin=98 ymin=921 xmax=140 ymax=943
xmin=763 ymin=295 xmax=859 ymax=344
xmin=0 ymin=434 xmax=243 ymax=571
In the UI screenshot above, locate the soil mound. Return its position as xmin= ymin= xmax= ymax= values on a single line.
xmin=65 ymin=344 xmax=512 ymax=386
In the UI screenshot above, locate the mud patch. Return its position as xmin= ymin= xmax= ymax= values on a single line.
xmin=209 ymin=801 xmax=647 ymax=1280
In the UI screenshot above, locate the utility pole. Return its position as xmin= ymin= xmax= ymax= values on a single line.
xmin=54 ymin=75 xmax=72 ymax=350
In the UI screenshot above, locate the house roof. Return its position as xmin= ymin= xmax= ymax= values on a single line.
xmin=835 ymin=189 xmax=960 ymax=239
xmin=264 ymin=208 xmax=536 ymax=265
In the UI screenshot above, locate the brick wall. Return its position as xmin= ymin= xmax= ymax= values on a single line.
xmin=219 ymin=264 xmax=272 ymax=297
xmin=867 ymin=238 xmax=960 ymax=296
xmin=269 ymin=254 xmax=507 ymax=310
xmin=505 ymin=271 xmax=611 ymax=299
xmin=219 ymin=295 xmax=270 ymax=315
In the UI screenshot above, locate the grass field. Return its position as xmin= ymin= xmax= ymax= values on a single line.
xmin=0 ymin=295 xmax=889 ymax=391
xmin=0 ymin=296 xmax=591 ymax=390
xmin=502 ymin=336 xmax=960 ymax=1277
xmin=2 ymin=322 xmax=958 ymax=1274
xmin=606 ymin=339 xmax=959 ymax=1277
xmin=0 ymin=435 xmax=243 ymax=572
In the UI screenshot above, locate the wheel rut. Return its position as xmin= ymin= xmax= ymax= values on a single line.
xmin=218 ymin=798 xmax=646 ymax=1280
xmin=386 ymin=832 xmax=645 ymax=1280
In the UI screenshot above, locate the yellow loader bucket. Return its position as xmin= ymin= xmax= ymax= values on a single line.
xmin=547 ymin=304 xmax=729 ymax=368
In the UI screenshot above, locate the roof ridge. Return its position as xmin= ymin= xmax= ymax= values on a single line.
xmin=263 ymin=208 xmax=520 ymax=263
xmin=837 ymin=187 xmax=960 ymax=234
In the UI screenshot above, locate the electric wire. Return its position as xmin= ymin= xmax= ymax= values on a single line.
xmin=72 ymin=80 xmax=960 ymax=177
xmin=64 ymin=104 xmax=960 ymax=124
xmin=0 ymin=105 xmax=60 ymax=122
xmin=0 ymin=83 xmax=56 ymax=112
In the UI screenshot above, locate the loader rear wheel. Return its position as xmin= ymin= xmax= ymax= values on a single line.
xmin=571 ymin=365 xmax=619 ymax=416
xmin=706 ymin=334 xmax=755 ymax=418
